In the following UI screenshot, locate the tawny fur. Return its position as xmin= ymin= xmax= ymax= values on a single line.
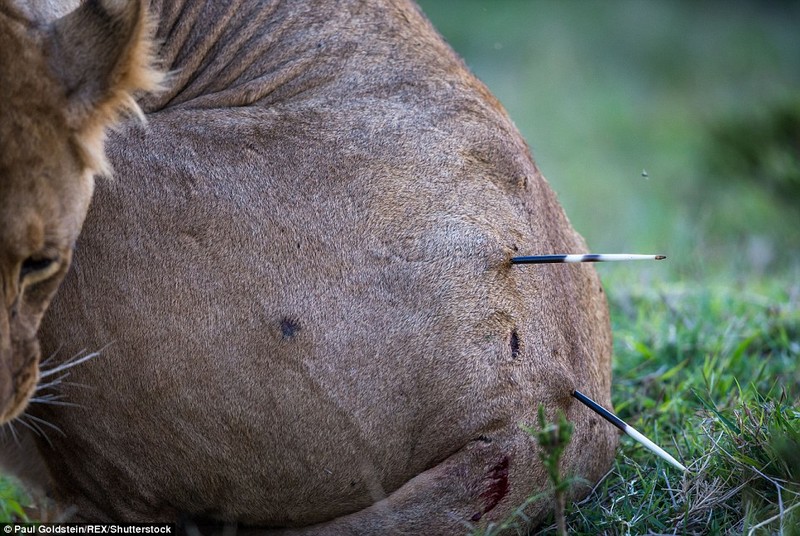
xmin=0 ymin=1 xmax=617 ymax=532
xmin=48 ymin=0 xmax=164 ymax=176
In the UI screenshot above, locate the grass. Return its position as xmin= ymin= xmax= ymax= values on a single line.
xmin=0 ymin=474 xmax=31 ymax=522
xmin=463 ymin=276 xmax=800 ymax=535
xmin=558 ymin=274 xmax=800 ymax=535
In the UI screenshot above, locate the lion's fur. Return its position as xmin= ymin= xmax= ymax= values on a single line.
xmin=1 ymin=0 xmax=617 ymax=532
xmin=48 ymin=0 xmax=164 ymax=176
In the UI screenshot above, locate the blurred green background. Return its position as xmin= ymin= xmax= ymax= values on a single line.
xmin=416 ymin=0 xmax=800 ymax=281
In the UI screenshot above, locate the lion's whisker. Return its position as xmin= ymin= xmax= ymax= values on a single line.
xmin=15 ymin=417 xmax=42 ymax=437
xmin=18 ymin=416 xmax=56 ymax=448
xmin=29 ymin=397 xmax=84 ymax=409
xmin=38 ymin=345 xmax=64 ymax=369
xmin=39 ymin=349 xmax=103 ymax=379
xmin=21 ymin=414 xmax=65 ymax=438
xmin=35 ymin=375 xmax=71 ymax=392
xmin=2 ymin=422 xmax=21 ymax=446
xmin=37 ymin=379 xmax=94 ymax=393
xmin=30 ymin=393 xmax=66 ymax=401
xmin=11 ymin=416 xmax=58 ymax=449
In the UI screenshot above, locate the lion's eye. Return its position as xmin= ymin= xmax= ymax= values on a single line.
xmin=20 ymin=256 xmax=59 ymax=281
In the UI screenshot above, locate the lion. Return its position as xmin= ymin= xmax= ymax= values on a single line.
xmin=0 ymin=0 xmax=617 ymax=532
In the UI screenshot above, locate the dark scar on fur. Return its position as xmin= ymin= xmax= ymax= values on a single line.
xmin=280 ymin=317 xmax=301 ymax=339
xmin=509 ymin=329 xmax=520 ymax=358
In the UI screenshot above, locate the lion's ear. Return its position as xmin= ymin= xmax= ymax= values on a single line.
xmin=47 ymin=0 xmax=163 ymax=174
